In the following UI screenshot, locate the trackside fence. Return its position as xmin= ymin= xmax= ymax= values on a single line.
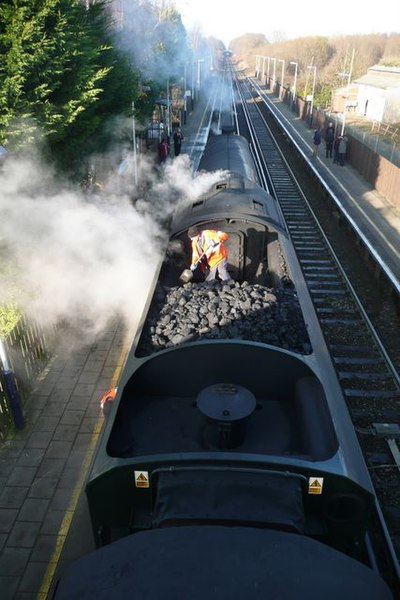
xmin=263 ymin=78 xmax=400 ymax=209
xmin=0 ymin=316 xmax=56 ymax=441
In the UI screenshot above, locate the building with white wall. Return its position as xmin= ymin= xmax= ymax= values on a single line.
xmin=354 ymin=65 xmax=400 ymax=123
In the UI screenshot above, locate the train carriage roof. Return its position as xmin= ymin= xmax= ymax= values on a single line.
xmin=198 ymin=133 xmax=258 ymax=182
xmin=171 ymin=135 xmax=288 ymax=237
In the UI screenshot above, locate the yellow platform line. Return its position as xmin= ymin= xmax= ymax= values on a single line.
xmin=37 ymin=339 xmax=130 ymax=600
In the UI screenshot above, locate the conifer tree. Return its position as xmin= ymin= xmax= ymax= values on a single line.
xmin=0 ymin=0 xmax=138 ymax=171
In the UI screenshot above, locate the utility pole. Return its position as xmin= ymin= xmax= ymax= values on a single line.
xmin=307 ymin=62 xmax=317 ymax=128
xmin=338 ymin=48 xmax=355 ymax=135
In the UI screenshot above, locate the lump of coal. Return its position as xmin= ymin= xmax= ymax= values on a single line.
xmin=137 ymin=279 xmax=311 ymax=356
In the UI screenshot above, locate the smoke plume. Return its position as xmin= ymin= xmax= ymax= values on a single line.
xmin=0 ymin=150 xmax=224 ymax=345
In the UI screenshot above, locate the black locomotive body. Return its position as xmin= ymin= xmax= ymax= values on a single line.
xmin=52 ymin=133 xmax=394 ymax=598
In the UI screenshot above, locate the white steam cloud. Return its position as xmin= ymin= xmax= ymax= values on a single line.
xmin=0 ymin=151 xmax=224 ymax=344
xmin=0 ymin=155 xmax=162 ymax=339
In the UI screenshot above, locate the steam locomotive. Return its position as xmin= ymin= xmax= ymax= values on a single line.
xmin=52 ymin=132 xmax=394 ymax=598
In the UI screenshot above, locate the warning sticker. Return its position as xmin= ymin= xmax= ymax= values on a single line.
xmin=308 ymin=477 xmax=324 ymax=495
xmin=134 ymin=470 xmax=149 ymax=488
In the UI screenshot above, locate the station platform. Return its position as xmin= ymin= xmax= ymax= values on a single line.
xmin=1 ymin=81 xmax=399 ymax=600
xmin=0 ymin=324 xmax=130 ymax=599
xmin=259 ymin=86 xmax=400 ymax=288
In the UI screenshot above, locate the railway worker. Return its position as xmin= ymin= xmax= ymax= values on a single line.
xmin=173 ymin=127 xmax=184 ymax=156
xmin=188 ymin=227 xmax=230 ymax=281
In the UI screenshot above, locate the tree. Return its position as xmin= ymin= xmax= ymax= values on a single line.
xmin=0 ymin=1 xmax=102 ymax=146
xmin=230 ymin=33 xmax=269 ymax=57
xmin=382 ymin=33 xmax=400 ymax=65
xmin=0 ymin=0 xmax=141 ymax=173
xmin=229 ymin=30 xmax=400 ymax=109
xmin=115 ymin=0 xmax=190 ymax=84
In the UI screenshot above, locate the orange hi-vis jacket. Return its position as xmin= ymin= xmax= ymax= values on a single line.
xmin=191 ymin=230 xmax=229 ymax=269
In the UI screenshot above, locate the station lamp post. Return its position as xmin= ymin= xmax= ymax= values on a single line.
xmin=264 ymin=57 xmax=271 ymax=87
xmin=278 ymin=59 xmax=285 ymax=99
xmin=261 ymin=56 xmax=266 ymax=81
xmin=271 ymin=57 xmax=277 ymax=91
xmin=290 ymin=61 xmax=298 ymax=110
xmin=307 ymin=65 xmax=317 ymax=127
xmin=258 ymin=56 xmax=265 ymax=74
xmin=338 ymin=48 xmax=355 ymax=135
xmin=196 ymin=58 xmax=204 ymax=100
xmin=166 ymin=78 xmax=172 ymax=138
xmin=191 ymin=59 xmax=194 ymax=102
xmin=131 ymin=101 xmax=138 ymax=186
xmin=183 ymin=64 xmax=187 ymax=124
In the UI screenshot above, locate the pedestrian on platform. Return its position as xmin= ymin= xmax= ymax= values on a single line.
xmin=324 ymin=123 xmax=335 ymax=159
xmin=333 ymin=135 xmax=341 ymax=164
xmin=173 ymin=128 xmax=184 ymax=157
xmin=312 ymin=128 xmax=321 ymax=158
xmin=158 ymin=138 xmax=169 ymax=164
xmin=338 ymin=134 xmax=348 ymax=166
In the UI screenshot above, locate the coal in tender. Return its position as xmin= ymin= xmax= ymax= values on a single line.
xmin=136 ymin=279 xmax=312 ymax=356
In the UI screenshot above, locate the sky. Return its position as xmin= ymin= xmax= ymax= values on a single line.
xmin=175 ymin=0 xmax=399 ymax=46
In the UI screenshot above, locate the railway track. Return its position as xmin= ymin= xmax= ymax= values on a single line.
xmin=235 ymin=75 xmax=400 ymax=590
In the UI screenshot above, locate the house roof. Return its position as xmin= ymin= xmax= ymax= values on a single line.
xmin=354 ymin=65 xmax=400 ymax=89
xmin=333 ymin=84 xmax=358 ymax=98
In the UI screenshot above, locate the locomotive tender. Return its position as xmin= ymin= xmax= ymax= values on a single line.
xmin=52 ymin=132 xmax=393 ymax=598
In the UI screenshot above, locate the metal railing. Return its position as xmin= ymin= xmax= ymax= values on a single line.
xmin=263 ymin=76 xmax=400 ymax=169
xmin=334 ymin=114 xmax=400 ymax=168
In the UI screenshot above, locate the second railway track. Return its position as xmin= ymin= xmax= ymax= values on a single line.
xmin=235 ymin=74 xmax=400 ymax=583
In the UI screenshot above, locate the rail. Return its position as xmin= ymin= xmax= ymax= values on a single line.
xmin=250 ymin=79 xmax=400 ymax=305
xmin=235 ymin=73 xmax=400 ymax=591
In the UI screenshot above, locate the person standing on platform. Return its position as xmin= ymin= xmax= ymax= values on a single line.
xmin=333 ymin=134 xmax=341 ymax=164
xmin=324 ymin=123 xmax=335 ymax=159
xmin=158 ymin=138 xmax=169 ymax=164
xmin=173 ymin=128 xmax=184 ymax=157
xmin=312 ymin=128 xmax=321 ymax=158
xmin=338 ymin=134 xmax=348 ymax=166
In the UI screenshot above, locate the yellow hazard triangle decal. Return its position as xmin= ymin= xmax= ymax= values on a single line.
xmin=308 ymin=477 xmax=324 ymax=494
xmin=134 ymin=470 xmax=149 ymax=488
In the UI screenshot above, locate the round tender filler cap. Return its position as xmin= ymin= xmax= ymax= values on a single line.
xmin=197 ymin=383 xmax=256 ymax=421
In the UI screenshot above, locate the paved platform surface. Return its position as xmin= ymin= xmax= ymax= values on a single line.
xmin=1 ymin=83 xmax=399 ymax=600
xmin=0 ymin=323 xmax=130 ymax=599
